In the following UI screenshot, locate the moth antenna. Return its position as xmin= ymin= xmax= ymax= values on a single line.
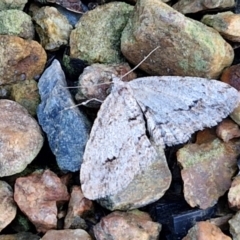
xmin=121 ymin=46 xmax=160 ymax=79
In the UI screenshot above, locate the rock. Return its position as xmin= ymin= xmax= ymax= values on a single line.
xmin=195 ymin=128 xmax=217 ymax=144
xmin=10 ymin=79 xmax=40 ymax=116
xmin=216 ymin=119 xmax=240 ymax=142
xmin=173 ymin=0 xmax=235 ymax=14
xmin=93 ymin=210 xmax=161 ymax=240
xmin=75 ymin=63 xmax=137 ymax=104
xmin=208 ymin=214 xmax=233 ymax=231
xmin=0 ymin=232 xmax=40 ymax=240
xmin=41 ymin=229 xmax=92 ymax=240
xmin=70 ymin=2 xmax=133 ymax=64
xmin=14 ymin=169 xmax=70 ymax=233
xmin=221 ymin=64 xmax=240 ymax=91
xmin=228 ymin=175 xmax=240 ymax=209
xmin=33 ymin=6 xmax=73 ymax=51
xmin=0 ymin=35 xmax=47 ymax=85
xmin=182 ymin=221 xmax=231 ymax=240
xmin=202 ymin=12 xmax=240 ymax=42
xmin=177 ymin=138 xmax=239 ymax=209
xmin=0 ymin=0 xmax=28 ymax=10
xmin=37 ymin=59 xmax=91 ymax=172
xmin=121 ymin=0 xmax=233 ymax=78
xmin=0 ymin=100 xmax=43 ymax=177
xmin=0 ymin=10 xmax=34 ymax=39
xmin=229 ymin=211 xmax=240 ymax=239
xmin=64 ymin=186 xmax=93 ymax=229
xmin=231 ymin=103 xmax=240 ymax=126
xmin=0 ymin=181 xmax=17 ymax=232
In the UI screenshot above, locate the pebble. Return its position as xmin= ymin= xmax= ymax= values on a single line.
xmin=0 ymin=0 xmax=28 ymax=10
xmin=14 ymin=169 xmax=70 ymax=233
xmin=229 ymin=211 xmax=240 ymax=239
xmin=0 ymin=100 xmax=44 ymax=177
xmin=0 ymin=232 xmax=40 ymax=240
xmin=228 ymin=175 xmax=240 ymax=209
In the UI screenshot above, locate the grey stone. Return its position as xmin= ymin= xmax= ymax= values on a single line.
xmin=37 ymin=59 xmax=91 ymax=172
xmin=0 ymin=0 xmax=28 ymax=11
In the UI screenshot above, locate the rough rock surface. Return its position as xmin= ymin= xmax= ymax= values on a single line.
xmin=0 ymin=232 xmax=40 ymax=240
xmin=0 ymin=100 xmax=43 ymax=177
xmin=10 ymin=79 xmax=40 ymax=116
xmin=228 ymin=175 xmax=240 ymax=209
xmin=33 ymin=6 xmax=73 ymax=51
xmin=0 ymin=181 xmax=17 ymax=232
xmin=216 ymin=119 xmax=240 ymax=142
xmin=229 ymin=211 xmax=240 ymax=239
xmin=37 ymin=59 xmax=91 ymax=172
xmin=177 ymin=138 xmax=239 ymax=209
xmin=0 ymin=10 xmax=34 ymax=39
xmin=75 ymin=63 xmax=137 ymax=104
xmin=182 ymin=221 xmax=231 ymax=240
xmin=173 ymin=0 xmax=235 ymax=14
xmin=41 ymin=229 xmax=92 ymax=240
xmin=202 ymin=12 xmax=240 ymax=42
xmin=14 ymin=169 xmax=70 ymax=233
xmin=70 ymin=2 xmax=133 ymax=64
xmin=231 ymin=103 xmax=240 ymax=126
xmin=93 ymin=210 xmax=161 ymax=240
xmin=0 ymin=0 xmax=28 ymax=10
xmin=121 ymin=0 xmax=233 ymax=78
xmin=221 ymin=64 xmax=240 ymax=91
xmin=0 ymin=35 xmax=46 ymax=85
xmin=64 ymin=186 xmax=93 ymax=229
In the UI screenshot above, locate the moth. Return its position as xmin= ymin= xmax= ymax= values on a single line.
xmin=80 ymin=75 xmax=239 ymax=209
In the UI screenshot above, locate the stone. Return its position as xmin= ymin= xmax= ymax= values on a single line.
xmin=0 ymin=0 xmax=28 ymax=10
xmin=0 ymin=181 xmax=17 ymax=232
xmin=0 ymin=232 xmax=40 ymax=240
xmin=216 ymin=119 xmax=240 ymax=142
xmin=228 ymin=175 xmax=240 ymax=209
xmin=70 ymin=2 xmax=133 ymax=64
xmin=182 ymin=221 xmax=231 ymax=240
xmin=229 ymin=211 xmax=240 ymax=239
xmin=202 ymin=12 xmax=240 ymax=42
xmin=177 ymin=138 xmax=239 ymax=209
xmin=37 ymin=59 xmax=91 ymax=172
xmin=0 ymin=35 xmax=46 ymax=85
xmin=0 ymin=100 xmax=44 ymax=177
xmin=41 ymin=229 xmax=91 ymax=240
xmin=0 ymin=10 xmax=34 ymax=39
xmin=33 ymin=6 xmax=73 ymax=51
xmin=231 ymin=103 xmax=240 ymax=126
xmin=221 ymin=64 xmax=240 ymax=91
xmin=14 ymin=169 xmax=70 ymax=233
xmin=121 ymin=0 xmax=233 ymax=79
xmin=94 ymin=210 xmax=161 ymax=240
xmin=75 ymin=63 xmax=137 ymax=104
xmin=173 ymin=0 xmax=235 ymax=14
xmin=195 ymin=128 xmax=217 ymax=144
xmin=10 ymin=79 xmax=40 ymax=116
xmin=81 ymin=76 xmax=239 ymax=210
xmin=64 ymin=186 xmax=93 ymax=229
xmin=208 ymin=214 xmax=233 ymax=231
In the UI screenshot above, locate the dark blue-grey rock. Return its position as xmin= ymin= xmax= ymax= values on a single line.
xmin=37 ymin=59 xmax=91 ymax=172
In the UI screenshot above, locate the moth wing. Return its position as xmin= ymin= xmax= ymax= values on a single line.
xmin=80 ymin=83 xmax=170 ymax=200
xmin=129 ymin=76 xmax=239 ymax=146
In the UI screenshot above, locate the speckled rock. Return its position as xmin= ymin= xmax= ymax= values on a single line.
xmin=14 ymin=169 xmax=70 ymax=233
xmin=70 ymin=2 xmax=133 ymax=64
xmin=173 ymin=0 xmax=235 ymax=14
xmin=64 ymin=186 xmax=93 ymax=229
xmin=33 ymin=6 xmax=73 ymax=51
xmin=0 ymin=181 xmax=17 ymax=232
xmin=182 ymin=221 xmax=231 ymax=240
xmin=94 ymin=210 xmax=161 ymax=240
xmin=0 ymin=232 xmax=40 ymax=240
xmin=10 ymin=79 xmax=40 ymax=116
xmin=202 ymin=12 xmax=240 ymax=42
xmin=177 ymin=138 xmax=239 ymax=209
xmin=37 ymin=59 xmax=91 ymax=172
xmin=228 ymin=175 xmax=240 ymax=209
xmin=0 ymin=100 xmax=44 ymax=177
xmin=121 ymin=0 xmax=233 ymax=78
xmin=229 ymin=211 xmax=240 ymax=240
xmin=0 ymin=10 xmax=34 ymax=39
xmin=41 ymin=229 xmax=92 ymax=240
xmin=221 ymin=64 xmax=240 ymax=91
xmin=0 ymin=35 xmax=46 ymax=85
xmin=0 ymin=0 xmax=28 ymax=10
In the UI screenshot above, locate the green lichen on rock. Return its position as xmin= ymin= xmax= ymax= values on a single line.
xmin=70 ymin=2 xmax=133 ymax=64
xmin=0 ymin=9 xmax=34 ymax=39
xmin=0 ymin=0 xmax=28 ymax=11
